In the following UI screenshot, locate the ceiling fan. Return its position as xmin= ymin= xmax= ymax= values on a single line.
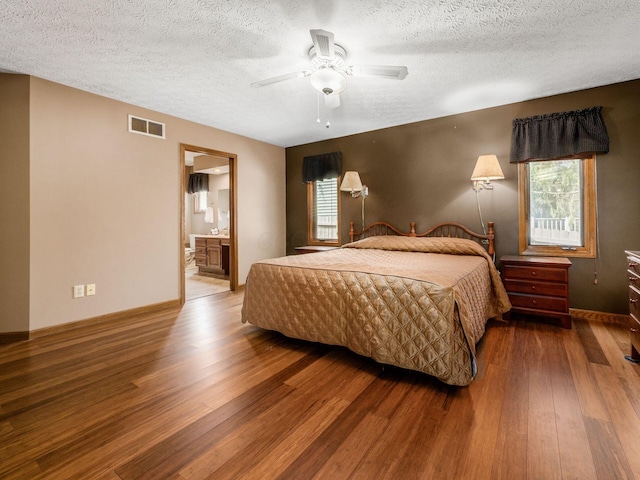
xmin=251 ymin=29 xmax=409 ymax=109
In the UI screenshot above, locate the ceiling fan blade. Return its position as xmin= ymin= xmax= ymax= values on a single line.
xmin=324 ymin=93 xmax=341 ymax=109
xmin=250 ymin=71 xmax=308 ymax=88
xmin=347 ymin=65 xmax=408 ymax=80
xmin=310 ymin=29 xmax=335 ymax=59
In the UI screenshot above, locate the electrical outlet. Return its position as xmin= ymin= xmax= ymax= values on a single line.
xmin=86 ymin=284 xmax=96 ymax=296
xmin=73 ymin=285 xmax=85 ymax=298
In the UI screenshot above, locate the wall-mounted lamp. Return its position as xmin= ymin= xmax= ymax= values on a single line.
xmin=470 ymin=154 xmax=505 ymax=191
xmin=470 ymin=155 xmax=504 ymax=234
xmin=340 ymin=171 xmax=369 ymax=231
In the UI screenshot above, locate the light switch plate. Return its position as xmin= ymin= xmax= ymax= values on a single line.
xmin=86 ymin=284 xmax=96 ymax=296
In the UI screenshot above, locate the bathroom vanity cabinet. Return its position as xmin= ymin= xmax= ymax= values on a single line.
xmin=195 ymin=236 xmax=230 ymax=277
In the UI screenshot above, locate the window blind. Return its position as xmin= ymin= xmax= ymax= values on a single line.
xmin=314 ymin=178 xmax=338 ymax=240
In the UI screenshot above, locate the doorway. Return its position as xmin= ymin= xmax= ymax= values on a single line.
xmin=180 ymin=144 xmax=237 ymax=303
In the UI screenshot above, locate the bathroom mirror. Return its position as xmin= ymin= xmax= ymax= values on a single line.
xmin=218 ymin=188 xmax=229 ymax=212
xmin=218 ymin=189 xmax=230 ymax=231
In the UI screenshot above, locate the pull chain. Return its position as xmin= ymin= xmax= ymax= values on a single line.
xmin=316 ymin=93 xmax=331 ymax=128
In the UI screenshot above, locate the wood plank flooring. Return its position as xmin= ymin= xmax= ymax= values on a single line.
xmin=1 ymin=291 xmax=640 ymax=479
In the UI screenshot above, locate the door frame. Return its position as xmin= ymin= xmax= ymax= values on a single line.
xmin=180 ymin=143 xmax=238 ymax=303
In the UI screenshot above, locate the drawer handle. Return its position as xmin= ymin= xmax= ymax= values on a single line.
xmin=531 ymin=271 xmax=537 ymax=276
xmin=630 ymin=263 xmax=638 ymax=269
xmin=631 ymin=299 xmax=639 ymax=304
xmin=532 ymin=300 xmax=537 ymax=305
xmin=531 ymin=285 xmax=537 ymax=290
xmin=630 ymin=277 xmax=638 ymax=283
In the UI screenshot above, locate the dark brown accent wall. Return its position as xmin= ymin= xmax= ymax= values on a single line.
xmin=286 ymin=79 xmax=640 ymax=314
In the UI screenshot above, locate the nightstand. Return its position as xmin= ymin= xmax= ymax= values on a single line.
xmin=501 ymin=255 xmax=572 ymax=329
xmin=294 ymin=245 xmax=340 ymax=254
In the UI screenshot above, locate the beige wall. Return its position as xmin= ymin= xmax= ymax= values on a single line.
xmin=287 ymin=80 xmax=640 ymax=315
xmin=0 ymin=75 xmax=30 ymax=333
xmin=1 ymin=75 xmax=285 ymax=332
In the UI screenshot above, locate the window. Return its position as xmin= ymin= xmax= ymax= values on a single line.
xmin=307 ymin=177 xmax=340 ymax=245
xmin=518 ymin=155 xmax=596 ymax=257
xmin=193 ymin=191 xmax=207 ymax=213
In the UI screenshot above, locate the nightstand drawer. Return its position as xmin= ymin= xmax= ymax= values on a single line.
xmin=504 ymin=279 xmax=567 ymax=297
xmin=508 ymin=293 xmax=568 ymax=312
xmin=503 ymin=265 xmax=568 ymax=283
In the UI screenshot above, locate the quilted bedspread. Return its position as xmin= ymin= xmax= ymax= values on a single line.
xmin=241 ymin=236 xmax=511 ymax=385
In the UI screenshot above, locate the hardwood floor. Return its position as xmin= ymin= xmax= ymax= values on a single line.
xmin=1 ymin=291 xmax=640 ymax=479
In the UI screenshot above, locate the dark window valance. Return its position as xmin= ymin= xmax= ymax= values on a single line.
xmin=302 ymin=151 xmax=342 ymax=183
xmin=510 ymin=106 xmax=609 ymax=163
xmin=187 ymin=173 xmax=209 ymax=193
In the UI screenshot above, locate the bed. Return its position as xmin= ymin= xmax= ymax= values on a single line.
xmin=241 ymin=221 xmax=511 ymax=386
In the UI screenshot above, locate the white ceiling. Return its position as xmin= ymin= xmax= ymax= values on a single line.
xmin=1 ymin=0 xmax=639 ymax=148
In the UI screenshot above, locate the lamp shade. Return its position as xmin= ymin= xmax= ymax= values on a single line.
xmin=310 ymin=68 xmax=347 ymax=95
xmin=470 ymin=154 xmax=505 ymax=181
xmin=340 ymin=171 xmax=363 ymax=192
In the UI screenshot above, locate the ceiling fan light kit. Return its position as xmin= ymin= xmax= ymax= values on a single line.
xmin=251 ymin=29 xmax=408 ymax=115
xmin=310 ymin=68 xmax=347 ymax=95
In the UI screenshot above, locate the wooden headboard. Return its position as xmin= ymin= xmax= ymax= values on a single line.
xmin=348 ymin=221 xmax=496 ymax=257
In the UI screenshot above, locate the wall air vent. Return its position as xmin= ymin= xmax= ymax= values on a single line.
xmin=128 ymin=114 xmax=165 ymax=139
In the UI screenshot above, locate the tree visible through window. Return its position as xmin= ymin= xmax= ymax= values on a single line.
xmin=518 ymin=155 xmax=596 ymax=258
xmin=529 ymin=160 xmax=582 ymax=246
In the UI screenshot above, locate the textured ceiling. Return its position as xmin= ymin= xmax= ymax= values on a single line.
xmin=1 ymin=0 xmax=639 ymax=148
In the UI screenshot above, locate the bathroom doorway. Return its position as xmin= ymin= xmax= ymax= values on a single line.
xmin=180 ymin=144 xmax=237 ymax=303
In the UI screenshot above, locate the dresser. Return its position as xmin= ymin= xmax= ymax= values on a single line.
xmin=501 ymin=255 xmax=572 ymax=328
xmin=625 ymin=250 xmax=640 ymax=362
